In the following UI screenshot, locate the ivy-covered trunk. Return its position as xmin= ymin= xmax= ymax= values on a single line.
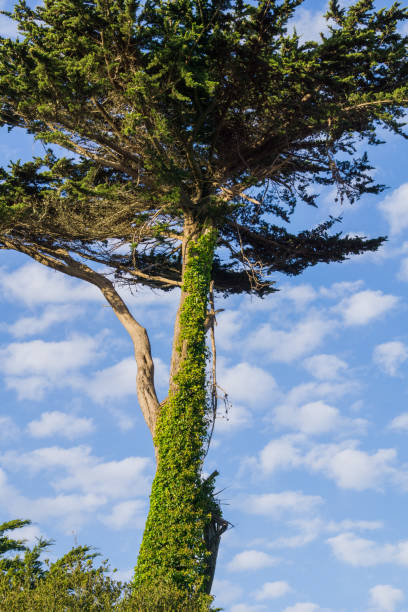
xmin=133 ymin=219 xmax=224 ymax=599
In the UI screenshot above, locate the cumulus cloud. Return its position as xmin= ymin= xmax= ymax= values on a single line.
xmin=255 ymin=581 xmax=292 ymax=600
xmin=327 ymin=532 xmax=408 ymax=567
xmin=320 ymin=280 xmax=364 ymax=299
xmin=1 ymin=445 xmax=152 ymax=500
xmin=281 ymin=284 xmax=317 ymax=308
xmin=389 ymin=413 xmax=408 ymax=431
xmin=302 ymin=354 xmax=348 ymax=380
xmin=99 ymin=500 xmax=146 ymax=530
xmin=397 ymin=257 xmax=408 ymax=281
xmin=259 ymin=435 xmax=303 ymax=474
xmin=255 ymin=581 xmax=291 ymax=601
xmin=248 ymin=314 xmax=334 ymax=363
xmin=369 ymin=584 xmax=404 ymax=612
xmin=267 ymin=517 xmax=383 ymax=550
xmin=334 ymin=290 xmax=399 ymax=326
xmin=0 ymin=416 xmax=19 ymax=440
xmin=290 ymin=7 xmax=328 ymax=42
xmin=10 ymin=523 xmax=45 ymax=547
xmin=230 ymin=605 xmax=267 ymax=612
xmin=0 ymin=3 xmax=19 ymax=38
xmin=215 ymin=403 xmax=252 ymax=433
xmin=0 ymin=262 xmax=101 ymax=306
xmin=282 ymin=604 xmax=320 ymax=612
xmin=218 ymin=361 xmax=277 ymax=408
xmin=216 ymin=310 xmax=244 ymax=350
xmin=84 ymin=357 xmax=136 ymax=403
xmin=373 ymin=342 xmax=408 ymax=376
xmin=212 ymin=579 xmax=244 ymax=608
xmin=0 ymin=336 xmax=101 ymax=400
xmin=378 ymin=183 xmax=408 ymax=236
xmin=274 ymin=400 xmax=342 ymax=435
xmin=0 ymin=467 xmax=106 ymax=532
xmin=0 ymin=336 xmax=99 ymax=378
xmin=227 ymin=550 xmax=278 ymax=571
xmin=6 ymin=305 xmax=83 ymax=338
xmin=27 ymin=411 xmax=94 ymax=439
xmin=245 ymin=491 xmax=323 ymax=518
xmin=258 ymin=435 xmax=399 ymax=491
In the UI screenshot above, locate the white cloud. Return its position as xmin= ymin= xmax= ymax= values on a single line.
xmin=281 ymin=284 xmax=317 ymax=308
xmin=216 ymin=310 xmax=243 ymax=350
xmin=258 ymin=435 xmax=399 ymax=491
xmin=274 ymin=400 xmax=341 ymax=435
xmin=27 ymin=411 xmax=94 ymax=439
xmin=373 ymin=342 xmax=408 ymax=376
xmin=334 ymin=290 xmax=399 ymax=326
xmin=10 ymin=523 xmax=45 ymax=547
xmin=84 ymin=357 xmax=136 ymax=403
xmin=282 ymin=604 xmax=320 ymax=612
xmin=1 ymin=445 xmax=152 ymax=500
xmin=369 ymin=584 xmax=404 ymax=612
xmin=0 ymin=4 xmax=19 ymax=38
xmin=212 ymin=579 xmax=244 ymax=607
xmin=282 ymin=379 xmax=358 ymax=409
xmin=398 ymin=257 xmax=408 ymax=281
xmin=307 ymin=445 xmax=396 ymax=491
xmin=227 ymin=550 xmax=278 ymax=571
xmin=320 ymin=280 xmax=364 ymax=299
xmin=230 ymin=605 xmax=266 ymax=612
xmin=267 ymin=517 xmax=383 ymax=550
xmin=245 ymin=491 xmax=323 ymax=518
xmin=327 ymin=532 xmax=408 ymax=567
xmin=0 ymin=335 xmax=101 ymax=400
xmin=153 ymin=357 xmax=169 ymax=392
xmin=259 ymin=435 xmax=303 ymax=474
xmin=378 ymin=183 xmax=408 ymax=236
xmin=303 ymin=354 xmax=348 ymax=380
xmin=255 ymin=580 xmax=292 ymax=600
xmin=0 ymin=336 xmax=99 ymax=377
xmin=0 ymin=416 xmax=19 ymax=440
xmin=215 ymin=403 xmax=252 ymax=433
xmin=109 ymin=407 xmax=136 ymax=432
xmin=248 ymin=314 xmax=334 ymax=362
xmin=290 ymin=7 xmax=328 ymax=42
xmin=389 ymin=413 xmax=408 ymax=431
xmin=0 ymin=262 xmax=101 ymax=306
xmin=218 ymin=361 xmax=277 ymax=408
xmin=99 ymin=500 xmax=146 ymax=530
xmin=7 ymin=305 xmax=83 ymax=338
xmin=0 ymin=467 xmax=107 ymax=532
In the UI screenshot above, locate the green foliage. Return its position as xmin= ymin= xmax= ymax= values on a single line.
xmin=134 ymin=229 xmax=220 ymax=595
xmin=0 ymin=519 xmax=217 ymax=611
xmin=0 ymin=0 xmax=404 ymax=294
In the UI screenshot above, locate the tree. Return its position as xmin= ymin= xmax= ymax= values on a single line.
xmin=0 ymin=0 xmax=407 ymax=603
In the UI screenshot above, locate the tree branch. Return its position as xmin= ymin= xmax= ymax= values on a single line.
xmin=1 ymin=237 xmax=161 ymax=440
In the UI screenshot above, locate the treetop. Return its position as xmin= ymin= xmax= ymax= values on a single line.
xmin=0 ymin=0 xmax=406 ymax=294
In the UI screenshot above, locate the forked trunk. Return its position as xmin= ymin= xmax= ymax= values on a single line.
xmin=133 ymin=217 xmax=226 ymax=599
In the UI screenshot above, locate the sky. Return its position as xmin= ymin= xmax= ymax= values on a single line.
xmin=0 ymin=2 xmax=408 ymax=612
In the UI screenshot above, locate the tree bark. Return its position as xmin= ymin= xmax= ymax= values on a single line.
xmin=133 ymin=217 xmax=227 ymax=599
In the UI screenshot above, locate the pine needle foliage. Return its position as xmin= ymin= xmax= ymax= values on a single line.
xmin=1 ymin=0 xmax=406 ymax=292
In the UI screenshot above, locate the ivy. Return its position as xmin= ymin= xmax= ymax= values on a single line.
xmin=133 ymin=228 xmax=219 ymax=602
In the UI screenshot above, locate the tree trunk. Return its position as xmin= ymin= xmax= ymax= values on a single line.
xmin=133 ymin=218 xmax=225 ymax=599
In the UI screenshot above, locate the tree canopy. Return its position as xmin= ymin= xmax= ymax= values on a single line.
xmin=1 ymin=0 xmax=405 ymax=295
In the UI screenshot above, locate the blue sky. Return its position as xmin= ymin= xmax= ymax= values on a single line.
xmin=1 ymin=2 xmax=408 ymax=611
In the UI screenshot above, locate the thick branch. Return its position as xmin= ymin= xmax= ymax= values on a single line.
xmin=1 ymin=237 xmax=160 ymax=438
